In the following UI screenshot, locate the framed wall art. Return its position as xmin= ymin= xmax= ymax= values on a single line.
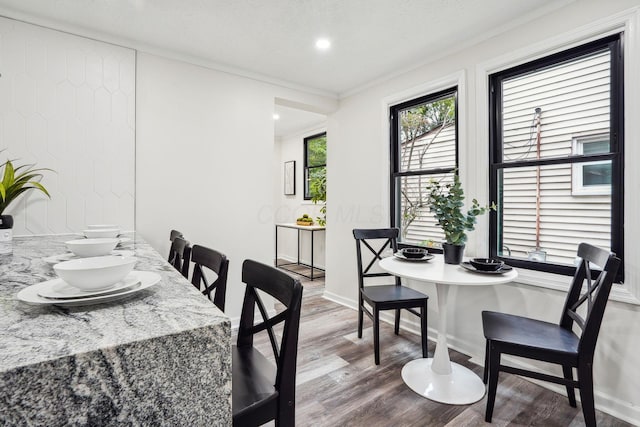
xmin=284 ymin=161 xmax=296 ymax=195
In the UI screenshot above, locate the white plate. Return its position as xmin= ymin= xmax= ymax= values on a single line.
xmin=17 ymin=271 xmax=161 ymax=306
xmin=43 ymin=250 xmax=135 ymax=265
xmin=393 ymin=252 xmax=435 ymax=262
xmin=37 ymin=274 xmax=140 ymax=299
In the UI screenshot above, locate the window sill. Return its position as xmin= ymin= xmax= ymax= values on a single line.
xmin=513 ymin=267 xmax=640 ymax=305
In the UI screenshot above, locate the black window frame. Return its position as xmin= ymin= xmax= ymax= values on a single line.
xmin=389 ymin=87 xmax=459 ymax=250
xmin=303 ymin=132 xmax=327 ymax=200
xmin=488 ymin=34 xmax=624 ymax=282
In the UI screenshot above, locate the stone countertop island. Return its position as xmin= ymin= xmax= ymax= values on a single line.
xmin=0 ymin=234 xmax=231 ymax=426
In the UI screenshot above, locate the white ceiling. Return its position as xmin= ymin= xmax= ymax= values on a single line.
xmin=0 ymin=0 xmax=570 ymax=137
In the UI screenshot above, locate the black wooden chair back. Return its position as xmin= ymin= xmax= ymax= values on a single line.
xmin=169 ymin=229 xmax=183 ymax=242
xmin=353 ymin=228 xmax=400 ymax=289
xmin=190 ymin=244 xmax=229 ymax=311
xmin=233 ymin=259 xmax=303 ymax=427
xmin=483 ymin=242 xmax=621 ymax=426
xmin=168 ymin=236 xmax=191 ymax=278
xmin=559 ymin=242 xmax=621 ymax=365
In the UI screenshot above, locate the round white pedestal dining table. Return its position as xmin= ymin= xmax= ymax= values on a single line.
xmin=379 ymin=254 xmax=518 ymax=405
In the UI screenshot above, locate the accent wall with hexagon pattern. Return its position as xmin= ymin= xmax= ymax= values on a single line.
xmin=0 ymin=16 xmax=135 ymax=235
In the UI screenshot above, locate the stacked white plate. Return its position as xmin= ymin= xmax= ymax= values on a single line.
xmin=20 ymin=255 xmax=160 ymax=306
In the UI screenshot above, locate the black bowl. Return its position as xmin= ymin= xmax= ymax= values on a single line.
xmin=470 ymin=258 xmax=504 ymax=271
xmin=401 ymin=247 xmax=428 ymax=259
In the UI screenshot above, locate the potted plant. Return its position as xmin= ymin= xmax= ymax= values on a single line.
xmin=426 ymin=173 xmax=495 ymax=264
xmin=0 ymin=156 xmax=51 ymax=254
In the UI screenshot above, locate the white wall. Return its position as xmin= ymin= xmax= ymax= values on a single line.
xmin=0 ymin=17 xmax=135 ymax=234
xmin=325 ymin=1 xmax=640 ymax=424
xmin=135 ymin=53 xmax=336 ymax=322
xmin=275 ymin=127 xmax=326 ymax=268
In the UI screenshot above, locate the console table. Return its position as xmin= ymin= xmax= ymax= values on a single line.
xmin=275 ymin=223 xmax=325 ymax=280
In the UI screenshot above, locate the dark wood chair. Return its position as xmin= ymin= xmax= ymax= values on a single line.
xmin=353 ymin=228 xmax=429 ymax=365
xmin=483 ymin=242 xmax=621 ymax=426
xmin=232 ymin=259 xmax=303 ymax=427
xmin=167 ymin=236 xmax=191 ymax=278
xmin=190 ymin=244 xmax=229 ymax=311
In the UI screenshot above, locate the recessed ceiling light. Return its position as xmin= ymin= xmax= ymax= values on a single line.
xmin=315 ymin=38 xmax=331 ymax=50
xmin=273 ymin=113 xmax=280 ymax=120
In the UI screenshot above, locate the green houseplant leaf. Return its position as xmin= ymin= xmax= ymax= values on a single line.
xmin=0 ymin=156 xmax=52 ymax=215
xmin=426 ymin=173 xmax=495 ymax=246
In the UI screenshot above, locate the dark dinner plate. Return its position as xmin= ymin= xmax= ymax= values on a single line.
xmin=461 ymin=261 xmax=513 ymax=274
xmin=393 ymin=252 xmax=435 ymax=262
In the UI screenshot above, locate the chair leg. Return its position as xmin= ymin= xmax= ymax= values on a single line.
xmin=562 ymin=365 xmax=577 ymax=407
xmin=358 ymin=300 xmax=363 ymax=339
xmin=485 ymin=344 xmax=501 ymax=423
xmin=420 ymin=302 xmax=428 ymax=358
xmin=394 ymin=308 xmax=401 ymax=335
xmin=578 ymin=363 xmax=596 ymax=427
xmin=373 ymin=306 xmax=380 ymax=365
xmin=483 ymin=339 xmax=490 ymax=384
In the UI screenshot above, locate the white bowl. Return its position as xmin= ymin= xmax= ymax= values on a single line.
xmin=54 ymin=255 xmax=137 ymax=291
xmin=84 ymin=228 xmax=120 ymax=238
xmin=65 ymin=238 xmax=119 ymax=258
xmin=87 ymin=224 xmax=119 ymax=230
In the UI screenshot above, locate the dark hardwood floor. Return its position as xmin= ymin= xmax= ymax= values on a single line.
xmin=248 ymin=263 xmax=631 ymax=426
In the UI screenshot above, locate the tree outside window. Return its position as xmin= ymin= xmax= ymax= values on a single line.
xmin=304 ymin=133 xmax=326 ymax=201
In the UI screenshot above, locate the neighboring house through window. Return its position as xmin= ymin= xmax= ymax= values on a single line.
xmin=571 ymin=134 xmax=612 ymax=196
xmin=488 ymin=34 xmax=623 ymax=280
xmin=390 ymin=87 xmax=458 ymax=247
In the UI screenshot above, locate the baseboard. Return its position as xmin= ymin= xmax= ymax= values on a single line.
xmin=322 ymin=292 xmax=640 ymax=426
xmin=322 ymin=290 xmax=357 ymax=310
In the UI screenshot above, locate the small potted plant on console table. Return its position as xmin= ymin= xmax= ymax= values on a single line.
xmin=426 ymin=173 xmax=495 ymax=264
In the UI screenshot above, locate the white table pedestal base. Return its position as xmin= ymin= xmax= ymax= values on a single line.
xmin=401 ymin=358 xmax=486 ymax=405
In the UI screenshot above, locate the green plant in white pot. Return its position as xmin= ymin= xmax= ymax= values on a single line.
xmin=0 ymin=156 xmax=51 ymax=254
xmin=426 ymin=173 xmax=495 ymax=264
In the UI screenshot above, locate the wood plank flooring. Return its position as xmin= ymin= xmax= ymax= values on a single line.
xmin=247 ymin=266 xmax=631 ymax=426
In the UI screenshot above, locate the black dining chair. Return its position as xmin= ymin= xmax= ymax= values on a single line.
xmin=167 ymin=236 xmax=191 ymax=278
xmin=169 ymin=229 xmax=183 ymax=242
xmin=232 ymin=259 xmax=303 ymax=427
xmin=190 ymin=244 xmax=229 ymax=312
xmin=353 ymin=228 xmax=429 ymax=365
xmin=483 ymin=242 xmax=621 ymax=426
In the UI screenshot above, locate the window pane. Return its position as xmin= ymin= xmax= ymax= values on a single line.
xmin=583 ymin=140 xmax=609 ymax=155
xmin=306 ymin=166 xmax=326 ymax=199
xmin=583 ymin=162 xmax=612 ymax=186
xmin=304 ymin=132 xmax=327 ymax=200
xmin=501 ymin=51 xmax=610 ymax=162
xmin=306 ymin=135 xmax=327 ymax=167
xmin=399 ymin=96 xmax=456 ymax=172
xmin=497 ymin=165 xmax=611 ymax=264
xmin=397 ymin=173 xmax=454 ymax=246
